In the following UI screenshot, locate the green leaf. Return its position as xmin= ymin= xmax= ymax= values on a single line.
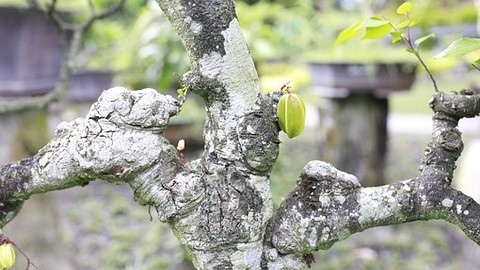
xmin=362 ymin=17 xmax=388 ymax=28
xmin=435 ymin=37 xmax=480 ymax=58
xmin=390 ymin=31 xmax=403 ymax=44
xmin=362 ymin=23 xmax=392 ymax=40
xmin=468 ymin=58 xmax=480 ymax=72
xmin=335 ymin=21 xmax=363 ymax=45
xmin=405 ymin=48 xmax=417 ymax=55
xmin=398 ymin=19 xmax=411 ymax=29
xmin=397 ymin=1 xmax=413 ymax=14
xmin=414 ymin=33 xmax=435 ymax=46
xmin=409 ymin=19 xmax=419 ymax=27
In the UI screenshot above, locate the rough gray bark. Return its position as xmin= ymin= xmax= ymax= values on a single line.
xmin=1 ymin=1 xmax=480 ymax=269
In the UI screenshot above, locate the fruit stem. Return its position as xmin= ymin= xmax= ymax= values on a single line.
xmin=280 ymin=81 xmax=292 ymax=94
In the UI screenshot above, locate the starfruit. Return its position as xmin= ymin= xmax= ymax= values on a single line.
xmin=277 ymin=93 xmax=306 ymax=138
xmin=0 ymin=243 xmax=15 ymax=269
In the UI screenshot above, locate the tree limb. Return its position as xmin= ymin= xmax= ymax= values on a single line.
xmin=264 ymin=91 xmax=480 ymax=267
xmin=0 ymin=87 xmax=181 ymax=224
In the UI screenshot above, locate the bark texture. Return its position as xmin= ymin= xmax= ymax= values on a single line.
xmin=1 ymin=1 xmax=480 ymax=270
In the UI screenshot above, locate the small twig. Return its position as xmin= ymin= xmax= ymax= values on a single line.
xmin=87 ymin=0 xmax=96 ymax=14
xmin=471 ymin=63 xmax=480 ymax=72
xmin=0 ymin=234 xmax=39 ymax=270
xmin=148 ymin=205 xmax=154 ymax=221
xmin=4 ymin=0 xmax=126 ymax=115
xmin=280 ymin=81 xmax=291 ymax=94
xmin=178 ymin=88 xmax=189 ymax=106
xmin=413 ymin=50 xmax=439 ymax=92
xmin=11 ymin=241 xmax=39 ymax=270
xmin=389 ymin=16 xmax=440 ymax=93
xmin=46 ymin=0 xmax=58 ymax=19
xmin=81 ymin=0 xmax=126 ymax=31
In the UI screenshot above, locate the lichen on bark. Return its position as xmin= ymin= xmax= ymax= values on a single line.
xmin=3 ymin=1 xmax=480 ymax=270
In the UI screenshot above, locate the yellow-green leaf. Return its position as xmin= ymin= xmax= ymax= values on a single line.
xmin=415 ymin=33 xmax=435 ymax=46
xmin=362 ymin=23 xmax=392 ymax=40
xmin=277 ymin=93 xmax=306 ymax=138
xmin=405 ymin=48 xmax=417 ymax=55
xmin=397 ymin=1 xmax=413 ymax=14
xmin=362 ymin=17 xmax=388 ymax=28
xmin=409 ymin=19 xmax=419 ymax=27
xmin=398 ymin=19 xmax=411 ymax=29
xmin=390 ymin=31 xmax=403 ymax=44
xmin=435 ymin=37 xmax=480 ymax=59
xmin=335 ymin=21 xmax=362 ymax=45
xmin=468 ymin=59 xmax=480 ymax=72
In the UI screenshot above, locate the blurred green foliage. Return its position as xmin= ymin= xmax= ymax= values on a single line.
xmin=379 ymin=0 xmax=477 ymax=27
xmin=84 ymin=4 xmax=189 ymax=90
xmin=3 ymin=0 xmax=477 ymax=90
xmin=236 ymin=1 xmax=338 ymax=61
xmin=236 ymin=1 xmax=423 ymax=64
xmin=81 ymin=1 xmax=189 ymax=91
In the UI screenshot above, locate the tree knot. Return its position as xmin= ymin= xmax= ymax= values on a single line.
xmin=299 ymin=161 xmax=361 ymax=192
xmin=87 ymin=87 xmax=179 ymax=130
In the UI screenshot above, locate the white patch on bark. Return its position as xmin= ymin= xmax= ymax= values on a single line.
xmin=336 ymin=195 xmax=346 ymax=204
xmin=230 ymin=242 xmax=262 ymax=269
xmin=198 ymin=52 xmax=223 ymax=79
xmin=319 ymin=195 xmax=331 ymax=206
xmin=456 ymin=204 xmax=462 ymax=214
xmin=302 ymin=160 xmax=361 ymax=188
xmin=190 ymin=20 xmax=203 ymax=34
xmin=266 ymin=254 xmax=307 ymax=270
xmin=358 ymin=187 xmax=396 ymax=224
xmin=321 ymin=227 xmax=331 ymax=242
xmin=442 ymin=198 xmax=454 ymax=208
xmin=220 ymin=19 xmax=260 ymax=112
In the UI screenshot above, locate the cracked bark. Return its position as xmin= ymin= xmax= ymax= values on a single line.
xmin=1 ymin=1 xmax=480 ymax=269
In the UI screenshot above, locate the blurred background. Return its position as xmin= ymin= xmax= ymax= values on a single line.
xmin=1 ymin=0 xmax=480 ymax=269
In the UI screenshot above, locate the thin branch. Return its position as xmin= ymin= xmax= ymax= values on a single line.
xmin=0 ymin=0 xmax=126 ymax=115
xmin=388 ymin=17 xmax=440 ymax=92
xmin=80 ymin=0 xmax=126 ymax=31
xmin=265 ymin=91 xmax=480 ymax=257
xmin=471 ymin=63 xmax=480 ymax=72
xmin=11 ymin=241 xmax=39 ymax=270
xmin=87 ymin=0 xmax=95 ymax=15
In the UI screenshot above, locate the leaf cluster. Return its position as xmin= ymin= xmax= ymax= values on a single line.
xmin=335 ymin=2 xmax=434 ymax=53
xmin=336 ymin=1 xmax=480 ymax=91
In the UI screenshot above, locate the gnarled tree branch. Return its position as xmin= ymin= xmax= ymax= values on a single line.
xmin=0 ymin=87 xmax=180 ymax=224
xmin=264 ymin=91 xmax=480 ymax=268
xmin=2 ymin=1 xmax=480 ymax=269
